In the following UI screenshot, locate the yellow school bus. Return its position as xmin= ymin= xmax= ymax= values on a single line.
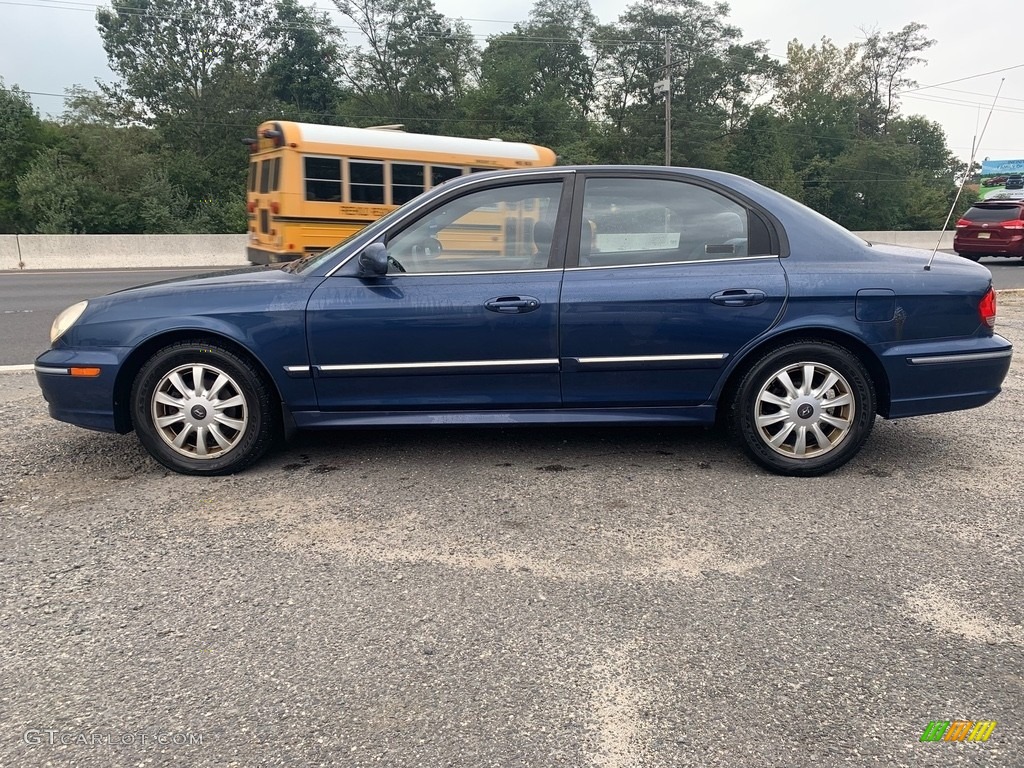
xmin=243 ymin=120 xmax=558 ymax=264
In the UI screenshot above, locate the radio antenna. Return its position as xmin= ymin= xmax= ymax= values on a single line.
xmin=926 ymin=79 xmax=1004 ymax=271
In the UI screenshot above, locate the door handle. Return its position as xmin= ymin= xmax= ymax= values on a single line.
xmin=710 ymin=289 xmax=767 ymax=307
xmin=485 ymin=296 xmax=541 ymax=314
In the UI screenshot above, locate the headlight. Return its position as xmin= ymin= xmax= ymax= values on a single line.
xmin=50 ymin=301 xmax=88 ymax=344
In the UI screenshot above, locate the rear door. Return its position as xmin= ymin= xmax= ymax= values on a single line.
xmin=559 ymin=171 xmax=788 ymax=407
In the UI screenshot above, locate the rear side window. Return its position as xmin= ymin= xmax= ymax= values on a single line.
xmin=391 ymin=163 xmax=424 ymax=205
xmin=259 ymin=160 xmax=271 ymax=194
xmin=964 ymin=205 xmax=1024 ymax=223
xmin=248 ymin=162 xmax=257 ymax=192
xmin=431 ymin=166 xmax=463 ymax=187
xmin=271 ymin=157 xmax=281 ymax=192
xmin=577 ymin=177 xmax=751 ymax=266
xmin=305 ymin=157 xmax=342 ymax=202
xmin=350 ymin=160 xmax=385 ymax=204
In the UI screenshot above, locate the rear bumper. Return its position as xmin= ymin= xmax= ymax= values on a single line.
xmin=34 ymin=347 xmax=129 ymax=433
xmin=881 ymin=335 xmax=1013 ymax=418
xmin=954 ymin=235 xmax=1024 ymax=256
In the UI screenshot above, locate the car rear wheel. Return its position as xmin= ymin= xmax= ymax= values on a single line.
xmin=130 ymin=341 xmax=277 ymax=475
xmin=957 ymin=253 xmax=982 ymax=262
xmin=729 ymin=341 xmax=876 ymax=476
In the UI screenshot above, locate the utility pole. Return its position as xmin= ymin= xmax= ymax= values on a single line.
xmin=664 ymin=36 xmax=672 ymax=166
xmin=653 ymin=34 xmax=672 ymax=166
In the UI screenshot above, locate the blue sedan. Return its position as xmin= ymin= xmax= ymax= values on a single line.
xmin=36 ymin=167 xmax=1013 ymax=476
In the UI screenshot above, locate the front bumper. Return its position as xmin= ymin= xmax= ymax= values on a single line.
xmin=34 ymin=347 xmax=130 ymax=433
xmin=881 ymin=334 xmax=1013 ymax=418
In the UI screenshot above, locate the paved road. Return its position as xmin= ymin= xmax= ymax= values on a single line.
xmin=0 ymin=268 xmax=237 ymax=366
xmin=1 ymin=297 xmax=1022 ymax=768
xmin=2 ymin=259 xmax=1023 ymax=366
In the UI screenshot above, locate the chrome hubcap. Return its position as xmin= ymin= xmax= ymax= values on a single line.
xmin=151 ymin=363 xmax=248 ymax=459
xmin=754 ymin=362 xmax=855 ymax=459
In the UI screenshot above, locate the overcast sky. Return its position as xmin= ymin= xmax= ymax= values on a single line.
xmin=3 ymin=0 xmax=1023 ymax=164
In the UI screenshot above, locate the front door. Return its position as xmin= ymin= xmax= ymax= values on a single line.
xmin=306 ymin=176 xmax=572 ymax=412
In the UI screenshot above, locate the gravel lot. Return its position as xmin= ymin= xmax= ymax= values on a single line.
xmin=2 ymin=297 xmax=1023 ymax=768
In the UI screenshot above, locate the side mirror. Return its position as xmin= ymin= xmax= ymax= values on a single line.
xmin=357 ymin=243 xmax=389 ymax=276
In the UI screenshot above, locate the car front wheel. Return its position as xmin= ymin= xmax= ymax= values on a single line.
xmin=729 ymin=341 xmax=876 ymax=476
xmin=130 ymin=341 xmax=277 ymax=475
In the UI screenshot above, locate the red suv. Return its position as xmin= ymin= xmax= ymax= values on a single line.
xmin=954 ymin=201 xmax=1024 ymax=261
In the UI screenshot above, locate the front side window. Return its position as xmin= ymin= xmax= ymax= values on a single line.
xmin=305 ymin=157 xmax=342 ymax=202
xmin=387 ymin=182 xmax=563 ymax=273
xmin=247 ymin=162 xmax=257 ymax=193
xmin=350 ymin=160 xmax=385 ymax=204
xmin=578 ymin=178 xmax=750 ymax=266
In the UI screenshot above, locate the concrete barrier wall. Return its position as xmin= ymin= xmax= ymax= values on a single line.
xmin=10 ymin=234 xmax=249 ymax=270
xmin=0 ymin=235 xmax=21 ymax=269
xmin=856 ymin=231 xmax=954 ymax=250
xmin=1 ymin=231 xmax=955 ymax=270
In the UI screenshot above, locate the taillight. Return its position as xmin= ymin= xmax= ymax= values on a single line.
xmin=270 ymin=202 xmax=280 ymax=214
xmin=979 ymin=287 xmax=997 ymax=328
xmin=955 ymin=218 xmax=970 ymax=229
xmin=1001 ymin=219 xmax=1024 ymax=230
xmin=246 ymin=201 xmax=256 ymax=213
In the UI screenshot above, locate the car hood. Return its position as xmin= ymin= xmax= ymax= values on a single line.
xmin=105 ymin=264 xmax=297 ymax=299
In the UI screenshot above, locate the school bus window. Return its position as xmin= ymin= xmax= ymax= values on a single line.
xmin=259 ymin=160 xmax=271 ymax=194
xmin=305 ymin=157 xmax=342 ymax=202
xmin=431 ymin=165 xmax=462 ymax=187
xmin=271 ymin=157 xmax=282 ymax=191
xmin=392 ymin=163 xmax=425 ymax=205
xmin=350 ymin=160 xmax=385 ymax=204
xmin=244 ymin=120 xmax=556 ymax=265
xmin=471 ymin=167 xmax=494 ymax=174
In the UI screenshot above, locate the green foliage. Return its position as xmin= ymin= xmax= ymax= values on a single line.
xmin=266 ymin=0 xmax=344 ymax=120
xmin=0 ymin=81 xmax=55 ymax=232
xmin=334 ymin=0 xmax=479 ymax=130
xmin=2 ymin=3 xmax=968 ymax=233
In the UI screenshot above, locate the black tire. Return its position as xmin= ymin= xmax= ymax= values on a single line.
xmin=130 ymin=340 xmax=278 ymax=475
xmin=958 ymin=253 xmax=982 ymax=262
xmin=729 ymin=341 xmax=876 ymax=477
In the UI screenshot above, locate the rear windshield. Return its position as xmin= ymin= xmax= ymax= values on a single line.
xmin=965 ymin=205 xmax=1023 ymax=222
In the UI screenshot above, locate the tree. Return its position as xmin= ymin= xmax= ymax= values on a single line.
xmin=0 ymin=81 xmax=54 ymax=232
xmin=265 ymin=0 xmax=345 ymax=120
xmin=96 ymin=0 xmax=280 ymax=227
xmin=728 ymin=107 xmax=801 ymax=200
xmin=859 ymin=23 xmax=935 ymax=135
xmin=333 ymin=0 xmax=479 ymax=130
xmin=465 ymin=0 xmax=598 ymax=150
xmin=593 ymin=0 xmax=776 ymax=167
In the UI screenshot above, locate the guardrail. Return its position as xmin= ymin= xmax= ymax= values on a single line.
xmin=1 ymin=231 xmax=955 ymax=270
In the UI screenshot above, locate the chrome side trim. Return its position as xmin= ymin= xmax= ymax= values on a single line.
xmin=375 ymin=267 xmax=554 ymax=277
xmin=567 ymin=254 xmax=780 ymax=271
xmin=318 ymin=358 xmax=559 ymax=372
xmin=574 ymin=354 xmax=728 ymax=365
xmin=908 ymin=350 xmax=1013 ymax=365
xmin=283 ymin=365 xmax=311 ymax=373
xmin=34 ymin=365 xmax=70 ymax=375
